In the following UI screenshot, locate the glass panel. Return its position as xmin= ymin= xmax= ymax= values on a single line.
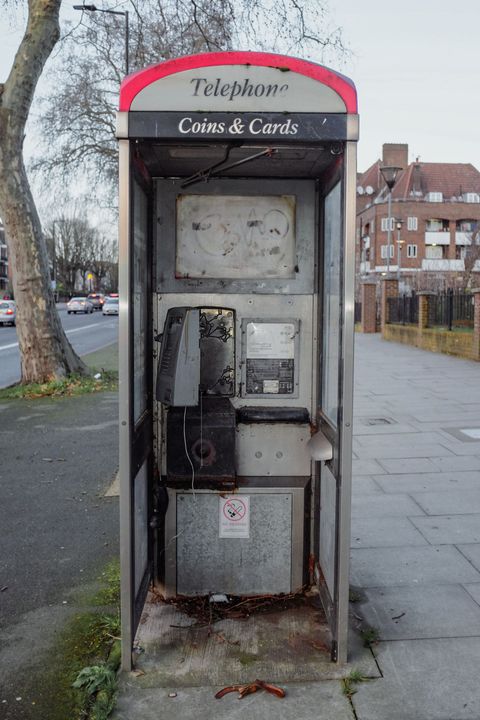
xmin=134 ymin=460 xmax=149 ymax=597
xmin=322 ymin=182 xmax=342 ymax=426
xmin=133 ymin=180 xmax=148 ymax=423
xmin=319 ymin=464 xmax=337 ymax=597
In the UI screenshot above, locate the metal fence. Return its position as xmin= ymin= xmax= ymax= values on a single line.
xmin=354 ymin=301 xmax=362 ymax=324
xmin=387 ymin=291 xmax=474 ymax=330
xmin=429 ymin=290 xmax=474 ymax=330
xmin=387 ymin=293 xmax=418 ymax=325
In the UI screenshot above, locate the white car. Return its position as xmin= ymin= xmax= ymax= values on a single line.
xmin=102 ymin=297 xmax=119 ymax=316
xmin=66 ymin=297 xmax=94 ymax=314
xmin=0 ymin=300 xmax=16 ymax=326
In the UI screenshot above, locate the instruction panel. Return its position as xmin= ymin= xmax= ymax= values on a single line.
xmin=244 ymin=321 xmax=298 ymax=396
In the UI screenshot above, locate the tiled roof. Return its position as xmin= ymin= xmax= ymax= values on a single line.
xmin=392 ymin=163 xmax=480 ymax=200
xmin=357 ymin=160 xmax=382 ymax=194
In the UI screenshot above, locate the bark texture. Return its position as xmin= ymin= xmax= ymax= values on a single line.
xmin=0 ymin=0 xmax=87 ymax=382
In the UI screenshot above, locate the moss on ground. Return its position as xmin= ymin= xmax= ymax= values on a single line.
xmin=21 ymin=559 xmax=121 ymax=720
xmin=0 ymin=370 xmax=118 ymax=400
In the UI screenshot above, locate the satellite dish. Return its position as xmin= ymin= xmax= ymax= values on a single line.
xmin=365 ymin=185 xmax=374 ymax=195
xmin=357 ymin=186 xmax=364 ymax=195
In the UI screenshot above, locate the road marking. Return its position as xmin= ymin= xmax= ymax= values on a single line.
xmin=0 ymin=321 xmax=117 ymax=352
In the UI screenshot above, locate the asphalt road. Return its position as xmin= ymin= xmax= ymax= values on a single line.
xmin=0 ymin=389 xmax=120 ymax=716
xmin=0 ymin=306 xmax=119 ymax=388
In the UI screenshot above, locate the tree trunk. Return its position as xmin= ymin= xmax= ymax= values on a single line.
xmin=0 ymin=0 xmax=87 ymax=383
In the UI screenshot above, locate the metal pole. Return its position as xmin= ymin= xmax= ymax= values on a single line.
xmin=125 ymin=11 xmax=129 ymax=75
xmin=386 ymin=190 xmax=391 ymax=274
xmin=397 ymin=225 xmax=401 ymax=282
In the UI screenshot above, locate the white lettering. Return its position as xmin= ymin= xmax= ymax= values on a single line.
xmin=178 ymin=116 xmax=226 ymax=135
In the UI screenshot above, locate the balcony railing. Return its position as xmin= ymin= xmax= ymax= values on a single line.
xmin=421 ymin=259 xmax=464 ymax=271
xmin=425 ymin=231 xmax=450 ymax=245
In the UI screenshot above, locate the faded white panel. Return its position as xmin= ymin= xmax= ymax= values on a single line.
xmin=134 ymin=461 xmax=149 ymax=597
xmin=319 ymin=464 xmax=337 ymax=598
xmin=176 ymin=492 xmax=292 ymax=595
xmin=130 ymin=65 xmax=347 ymax=112
xmin=236 ymin=423 xmax=311 ymax=476
xmin=176 ymin=194 xmax=296 ymax=279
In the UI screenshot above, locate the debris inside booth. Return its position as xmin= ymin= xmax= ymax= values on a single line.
xmin=131 ymin=586 xmax=336 ymax=687
xmin=151 ymin=586 xmax=316 ymax=628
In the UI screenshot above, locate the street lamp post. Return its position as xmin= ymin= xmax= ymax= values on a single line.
xmin=73 ymin=4 xmax=130 ymax=75
xmin=379 ymin=165 xmax=402 ymax=276
xmin=396 ymin=219 xmax=404 ymax=283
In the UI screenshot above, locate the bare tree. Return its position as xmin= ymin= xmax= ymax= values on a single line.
xmin=33 ymin=0 xmax=347 ymax=194
xmin=87 ymin=232 xmax=118 ymax=293
xmin=0 ymin=1 xmax=86 ymax=383
xmin=46 ymin=214 xmax=98 ymax=295
xmin=462 ymin=230 xmax=480 ymax=289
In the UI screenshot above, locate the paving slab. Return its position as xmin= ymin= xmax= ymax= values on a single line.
xmin=350 ymin=546 xmax=480 ymax=587
xmin=352 ymin=638 xmax=480 ymax=720
xmin=375 ymin=471 xmax=480 ymax=494
xmin=350 ymin=517 xmax=428 ymax=549
xmin=351 ymin=476 xmax=384 ymax=495
xmin=457 ymin=544 xmax=480 ymax=571
xmin=411 ymin=515 xmax=480 ymax=545
xmin=352 ymin=459 xmax=386 ymax=476
xmin=464 ymin=583 xmax=480 ymax=606
xmin=112 ymin=680 xmax=355 ymax=720
xmin=353 ymin=442 xmax=454 ymax=460
xmin=430 ymin=455 xmax=480 ymax=472
xmin=351 ymin=493 xmax=424 ymax=518
xmin=412 ymin=489 xmax=480 ymax=515
xmin=376 ymin=457 xmax=438 ymax=474
xmin=359 ymin=584 xmax=480 ymax=640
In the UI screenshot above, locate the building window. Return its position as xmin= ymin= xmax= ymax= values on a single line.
xmin=426 ymin=218 xmax=449 ymax=232
xmin=456 ymin=246 xmax=467 ymax=260
xmin=381 ymin=245 xmax=395 ymax=259
xmin=407 ymin=216 xmax=418 ymax=231
xmin=381 ymin=217 xmax=394 ymax=232
xmin=463 ymin=193 xmax=480 ymax=203
xmin=457 ymin=219 xmax=478 ymax=232
xmin=426 ymin=192 xmax=443 ymax=202
xmin=425 ymin=245 xmax=444 ymax=259
xmin=407 ymin=244 xmax=417 ymax=258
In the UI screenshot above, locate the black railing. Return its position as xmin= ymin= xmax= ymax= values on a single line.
xmin=354 ymin=301 xmax=362 ymax=323
xmin=387 ymin=293 xmax=418 ymax=325
xmin=429 ymin=290 xmax=474 ymax=330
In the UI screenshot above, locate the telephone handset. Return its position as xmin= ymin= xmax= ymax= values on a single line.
xmin=156 ymin=306 xmax=236 ymax=407
xmin=156 ymin=307 xmax=200 ymax=406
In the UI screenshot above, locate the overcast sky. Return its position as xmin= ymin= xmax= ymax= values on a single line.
xmin=1 ymin=1 xmax=479 ymax=177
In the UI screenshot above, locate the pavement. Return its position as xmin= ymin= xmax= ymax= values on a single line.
xmin=0 ymin=343 xmax=120 ymax=719
xmin=113 ymin=333 xmax=480 ymax=720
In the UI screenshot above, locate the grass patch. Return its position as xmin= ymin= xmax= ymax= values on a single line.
xmin=93 ymin=559 xmax=121 ymax=607
xmin=360 ymin=626 xmax=380 ymax=648
xmin=30 ymin=558 xmax=121 ymax=720
xmin=341 ymin=669 xmax=371 ymax=699
xmin=0 ymin=370 xmax=118 ymax=400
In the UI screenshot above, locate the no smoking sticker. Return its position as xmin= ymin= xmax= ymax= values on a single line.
xmin=219 ymin=496 xmax=250 ymax=538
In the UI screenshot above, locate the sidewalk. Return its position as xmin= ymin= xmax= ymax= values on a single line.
xmin=113 ymin=334 xmax=480 ymax=720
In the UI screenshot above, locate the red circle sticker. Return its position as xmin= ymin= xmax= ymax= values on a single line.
xmin=223 ymin=498 xmax=247 ymax=522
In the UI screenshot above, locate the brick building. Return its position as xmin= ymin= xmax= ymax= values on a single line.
xmin=356 ymin=144 xmax=480 ymax=293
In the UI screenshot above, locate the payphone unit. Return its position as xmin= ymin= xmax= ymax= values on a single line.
xmin=117 ymin=51 xmax=358 ymax=668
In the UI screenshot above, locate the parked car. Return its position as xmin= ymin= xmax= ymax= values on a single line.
xmin=102 ymin=297 xmax=119 ymax=316
xmin=0 ymin=300 xmax=16 ymax=326
xmin=66 ymin=297 xmax=94 ymax=314
xmin=87 ymin=292 xmax=105 ymax=310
